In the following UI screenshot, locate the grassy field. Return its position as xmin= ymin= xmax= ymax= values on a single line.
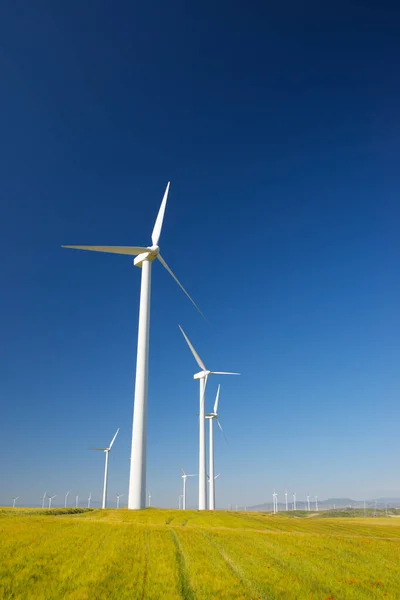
xmin=1 ymin=508 xmax=400 ymax=599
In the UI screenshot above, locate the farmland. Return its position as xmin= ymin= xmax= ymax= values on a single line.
xmin=1 ymin=508 xmax=400 ymax=599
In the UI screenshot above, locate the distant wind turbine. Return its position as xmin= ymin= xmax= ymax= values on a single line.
xmin=205 ymin=385 xmax=226 ymax=510
xmin=87 ymin=492 xmax=92 ymax=509
xmin=307 ymin=495 xmax=310 ymax=512
xmin=179 ymin=325 xmax=239 ymax=510
xmin=285 ymin=490 xmax=288 ymax=511
xmin=181 ymin=468 xmax=196 ymax=510
xmin=64 ymin=490 xmax=71 ymax=508
xmin=76 ymin=496 xmax=79 ymax=508
xmin=47 ymin=494 xmax=56 ymax=509
xmin=12 ymin=496 xmax=19 ymax=508
xmin=91 ymin=428 xmax=119 ymax=509
xmin=148 ymin=491 xmax=151 ymax=507
xmin=293 ymin=492 xmax=296 ymax=511
xmin=42 ymin=491 xmax=47 ymax=509
xmin=116 ymin=493 xmax=123 ymax=509
xmin=315 ymin=496 xmax=318 ymax=511
xmin=63 ymin=183 xmax=204 ymax=509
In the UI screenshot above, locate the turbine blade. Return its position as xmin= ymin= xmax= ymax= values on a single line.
xmin=178 ymin=325 xmax=206 ymax=371
xmin=181 ymin=467 xmax=187 ymax=476
xmin=216 ymin=418 xmax=228 ymax=444
xmin=62 ymin=245 xmax=148 ymax=256
xmin=90 ymin=447 xmax=107 ymax=451
xmin=151 ymin=182 xmax=170 ymax=246
xmin=215 ymin=474 xmax=220 ymax=479
xmin=213 ymin=384 xmax=221 ymax=414
xmin=209 ymin=372 xmax=240 ymax=376
xmin=109 ymin=428 xmax=120 ymax=449
xmin=158 ymin=256 xmax=205 ymax=319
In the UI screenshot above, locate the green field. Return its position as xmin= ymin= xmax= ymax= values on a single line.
xmin=1 ymin=508 xmax=400 ymax=599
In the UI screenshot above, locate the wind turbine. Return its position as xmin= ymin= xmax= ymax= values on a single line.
xmin=12 ymin=496 xmax=19 ymax=508
xmin=64 ymin=490 xmax=71 ymax=508
xmin=315 ymin=496 xmax=318 ymax=511
xmin=179 ymin=325 xmax=239 ymax=510
xmin=285 ymin=490 xmax=288 ymax=511
xmin=41 ymin=491 xmax=46 ymax=509
xmin=76 ymin=496 xmax=79 ymax=508
xmin=47 ymin=494 xmax=57 ymax=509
xmin=293 ymin=492 xmax=296 ymax=511
xmin=307 ymin=495 xmax=310 ymax=512
xmin=63 ymin=183 xmax=203 ymax=510
xmin=91 ymin=427 xmax=119 ymax=509
xmin=273 ymin=492 xmax=278 ymax=514
xmin=87 ymin=492 xmax=92 ymax=509
xmin=205 ymin=385 xmax=226 ymax=510
xmin=181 ymin=468 xmax=196 ymax=510
xmin=148 ymin=491 xmax=151 ymax=507
xmin=116 ymin=493 xmax=123 ymax=509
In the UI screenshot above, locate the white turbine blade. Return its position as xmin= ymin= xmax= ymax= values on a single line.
xmin=158 ymin=256 xmax=205 ymax=319
xmin=210 ymin=372 xmax=240 ymax=376
xmin=216 ymin=418 xmax=228 ymax=443
xmin=62 ymin=245 xmax=148 ymax=256
xmin=109 ymin=428 xmax=120 ymax=449
xmin=91 ymin=447 xmax=107 ymax=451
xmin=151 ymin=182 xmax=170 ymax=246
xmin=178 ymin=325 xmax=206 ymax=370
xmin=181 ymin=467 xmax=187 ymax=476
xmin=214 ymin=474 xmax=220 ymax=479
xmin=213 ymin=384 xmax=221 ymax=414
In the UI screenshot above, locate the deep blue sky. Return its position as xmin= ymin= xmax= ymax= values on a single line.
xmin=1 ymin=1 xmax=399 ymax=508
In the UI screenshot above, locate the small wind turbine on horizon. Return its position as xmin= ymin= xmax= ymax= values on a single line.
xmin=293 ymin=492 xmax=296 ymax=510
xmin=12 ymin=496 xmax=19 ymax=508
xmin=315 ymin=496 xmax=318 ymax=511
xmin=76 ymin=496 xmax=79 ymax=508
xmin=181 ymin=468 xmax=196 ymax=510
xmin=179 ymin=325 xmax=239 ymax=510
xmin=42 ymin=491 xmax=46 ymax=509
xmin=273 ymin=492 xmax=278 ymax=514
xmin=116 ymin=493 xmax=123 ymax=509
xmin=64 ymin=490 xmax=71 ymax=508
xmin=285 ymin=490 xmax=288 ymax=511
xmin=88 ymin=492 xmax=92 ymax=509
xmin=307 ymin=495 xmax=310 ymax=512
xmin=148 ymin=491 xmax=151 ymax=507
xmin=47 ymin=494 xmax=56 ymax=509
xmin=63 ymin=182 xmax=204 ymax=509
xmin=91 ymin=428 xmax=119 ymax=509
xmin=205 ymin=385 xmax=226 ymax=511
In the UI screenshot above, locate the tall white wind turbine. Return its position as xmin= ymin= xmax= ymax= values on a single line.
xmin=315 ymin=495 xmax=318 ymax=511
xmin=179 ymin=325 xmax=239 ymax=510
xmin=116 ymin=493 xmax=123 ymax=509
xmin=307 ymin=495 xmax=310 ymax=512
xmin=205 ymin=385 xmax=226 ymax=511
xmin=12 ymin=496 xmax=19 ymax=508
xmin=91 ymin=427 xmax=119 ymax=509
xmin=148 ymin=491 xmax=151 ymax=507
xmin=285 ymin=490 xmax=288 ymax=511
xmin=42 ymin=491 xmax=46 ymax=509
xmin=293 ymin=492 xmax=296 ymax=511
xmin=64 ymin=490 xmax=71 ymax=508
xmin=181 ymin=468 xmax=196 ymax=510
xmin=48 ymin=494 xmax=57 ymax=509
xmin=76 ymin=496 xmax=79 ymax=508
xmin=88 ymin=492 xmax=92 ymax=508
xmin=63 ymin=183 xmax=203 ymax=510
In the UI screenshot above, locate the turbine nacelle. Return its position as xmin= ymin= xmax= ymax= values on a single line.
xmin=133 ymin=245 xmax=160 ymax=267
xmin=194 ymin=370 xmax=211 ymax=380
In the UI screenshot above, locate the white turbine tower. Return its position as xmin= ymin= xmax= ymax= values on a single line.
xmin=293 ymin=492 xmax=296 ymax=511
xmin=63 ymin=183 xmax=203 ymax=509
xmin=273 ymin=492 xmax=278 ymax=513
xmin=148 ymin=491 xmax=151 ymax=507
xmin=88 ymin=492 xmax=92 ymax=509
xmin=179 ymin=325 xmax=239 ymax=510
xmin=285 ymin=490 xmax=288 ymax=511
xmin=116 ymin=493 xmax=123 ymax=509
xmin=307 ymin=495 xmax=310 ymax=512
xmin=48 ymin=494 xmax=56 ymax=509
xmin=181 ymin=468 xmax=196 ymax=510
xmin=91 ymin=428 xmax=119 ymax=509
xmin=76 ymin=496 xmax=79 ymax=508
xmin=41 ymin=491 xmax=46 ymax=509
xmin=315 ymin=495 xmax=318 ymax=511
xmin=12 ymin=496 xmax=19 ymax=508
xmin=205 ymin=385 xmax=226 ymax=511
xmin=64 ymin=490 xmax=71 ymax=508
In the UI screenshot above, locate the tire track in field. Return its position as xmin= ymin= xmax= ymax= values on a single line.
xmin=170 ymin=530 xmax=196 ymax=600
xmin=200 ymin=530 xmax=267 ymax=600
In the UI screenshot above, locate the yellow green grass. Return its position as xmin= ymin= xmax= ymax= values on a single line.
xmin=1 ymin=508 xmax=400 ymax=599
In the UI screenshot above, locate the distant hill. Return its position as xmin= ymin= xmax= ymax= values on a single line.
xmin=246 ymin=497 xmax=400 ymax=512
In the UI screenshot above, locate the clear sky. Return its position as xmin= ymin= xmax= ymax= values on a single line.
xmin=1 ymin=1 xmax=399 ymax=509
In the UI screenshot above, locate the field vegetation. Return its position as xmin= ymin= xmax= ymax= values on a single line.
xmin=1 ymin=507 xmax=400 ymax=599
